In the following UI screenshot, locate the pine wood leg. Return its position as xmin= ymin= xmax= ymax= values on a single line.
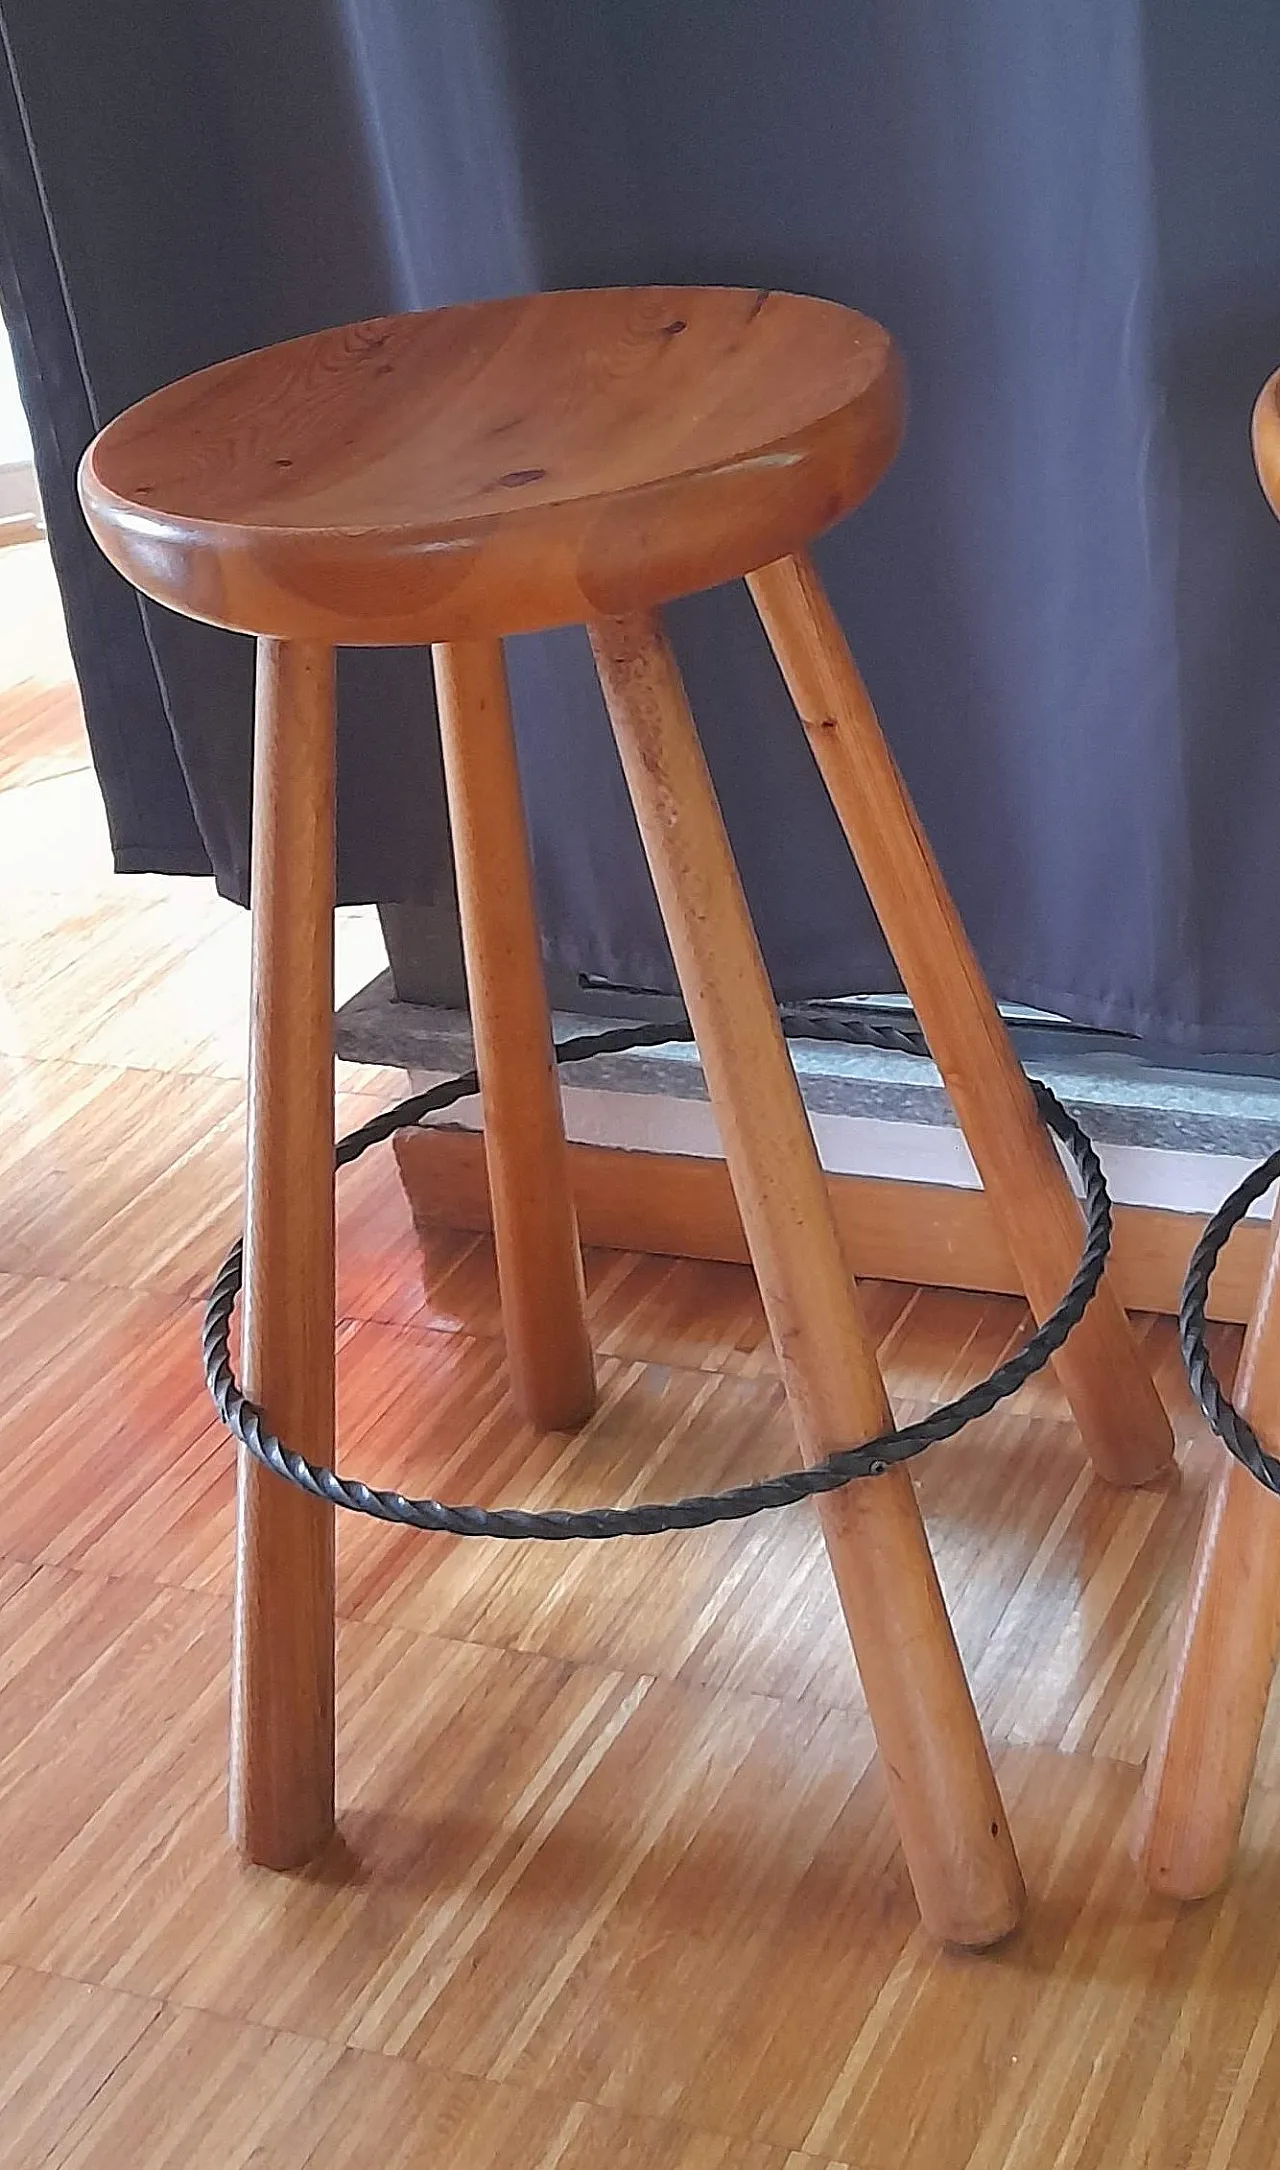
xmin=746 ymin=551 xmax=1173 ymax=1490
xmin=590 ymin=610 xmax=1024 ymax=1949
xmin=230 ymin=640 xmax=337 ymax=1868
xmin=433 ymin=639 xmax=595 ymax=1430
xmin=1139 ymin=1212 xmax=1280 ymax=1895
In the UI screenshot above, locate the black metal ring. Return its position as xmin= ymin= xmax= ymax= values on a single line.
xmin=1179 ymin=1147 xmax=1280 ymax=1495
xmin=202 ymin=1011 xmax=1114 ymax=1541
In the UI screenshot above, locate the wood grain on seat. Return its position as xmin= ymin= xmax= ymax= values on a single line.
xmin=77 ymin=287 xmax=901 ymax=644
xmin=1253 ymin=367 xmax=1280 ymax=519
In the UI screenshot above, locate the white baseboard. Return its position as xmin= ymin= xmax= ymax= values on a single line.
xmin=404 ymin=1073 xmax=1276 ymax=1225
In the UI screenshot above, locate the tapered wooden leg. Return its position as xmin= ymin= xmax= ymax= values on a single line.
xmin=1138 ymin=1212 xmax=1280 ymax=1897
xmin=231 ymin=640 xmax=337 ymax=1868
xmin=590 ymin=612 xmax=1023 ymax=1949
xmin=433 ymin=639 xmax=595 ymax=1430
xmin=748 ymin=552 xmax=1173 ymax=1490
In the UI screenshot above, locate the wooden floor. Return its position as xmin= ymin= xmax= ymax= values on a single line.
xmin=0 ymin=541 xmax=1275 ymax=2167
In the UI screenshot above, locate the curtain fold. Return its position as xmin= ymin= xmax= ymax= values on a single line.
xmin=2 ymin=0 xmax=1280 ymax=1049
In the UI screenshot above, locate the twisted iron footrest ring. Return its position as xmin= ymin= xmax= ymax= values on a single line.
xmin=1180 ymin=1146 xmax=1280 ymax=1495
xmin=202 ymin=1010 xmax=1114 ymax=1541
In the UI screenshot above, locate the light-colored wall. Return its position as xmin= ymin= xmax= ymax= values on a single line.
xmin=0 ymin=333 xmax=32 ymax=467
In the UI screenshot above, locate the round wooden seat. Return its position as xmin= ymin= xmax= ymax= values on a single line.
xmin=1253 ymin=367 xmax=1280 ymax=518
xmin=78 ymin=287 xmax=902 ymax=644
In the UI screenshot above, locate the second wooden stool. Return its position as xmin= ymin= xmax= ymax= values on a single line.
xmin=1137 ymin=369 xmax=1280 ymax=1900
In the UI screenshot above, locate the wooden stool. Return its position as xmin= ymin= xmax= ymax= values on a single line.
xmin=80 ymin=288 xmax=1172 ymax=1949
xmin=1137 ymin=368 xmax=1280 ymax=1900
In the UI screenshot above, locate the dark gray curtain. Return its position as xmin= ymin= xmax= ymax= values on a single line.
xmin=3 ymin=2 xmax=1280 ymax=1050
